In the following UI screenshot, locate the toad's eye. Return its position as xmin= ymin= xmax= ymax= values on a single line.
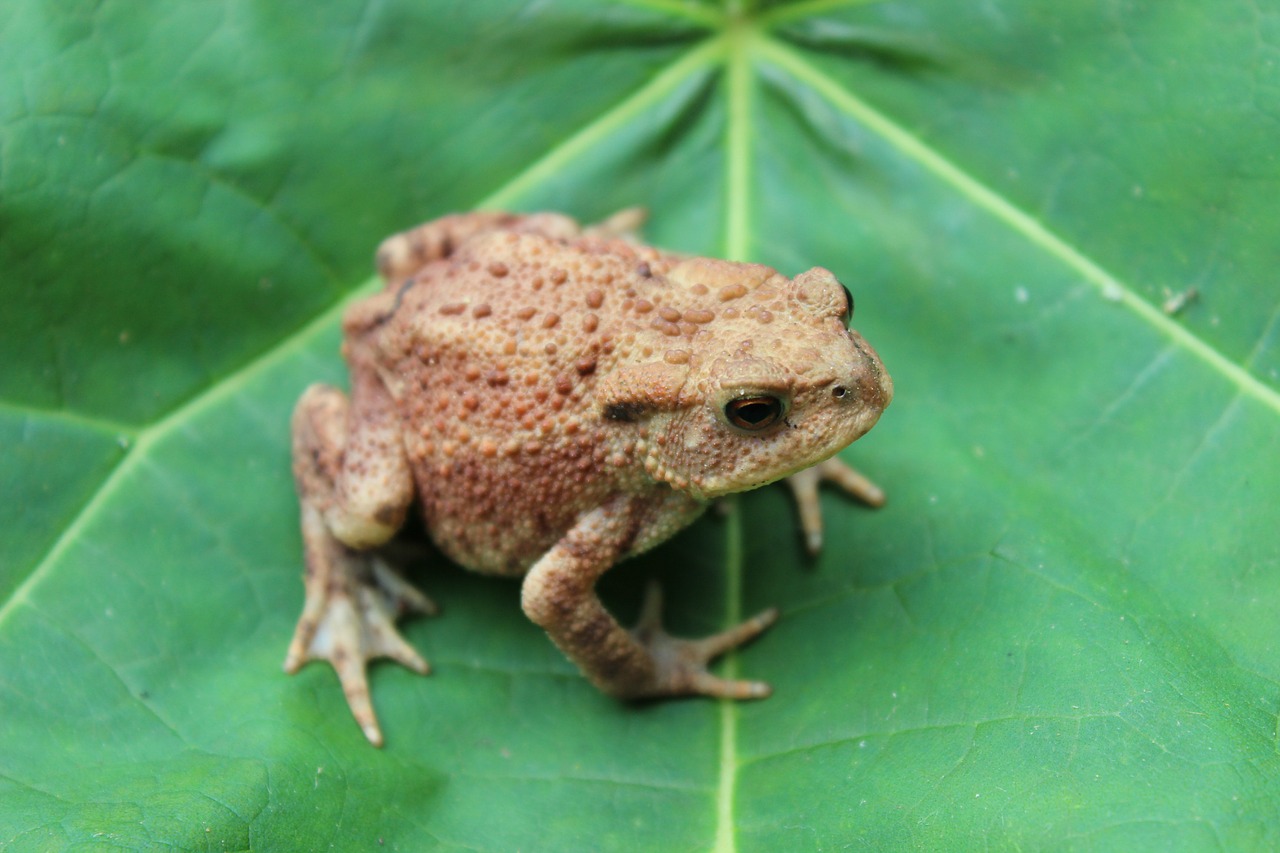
xmin=725 ymin=396 xmax=784 ymax=431
xmin=839 ymin=282 xmax=855 ymax=328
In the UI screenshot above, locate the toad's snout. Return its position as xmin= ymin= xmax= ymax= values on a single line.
xmin=840 ymin=331 xmax=892 ymax=414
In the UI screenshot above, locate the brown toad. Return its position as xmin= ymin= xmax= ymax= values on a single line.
xmin=287 ymin=210 xmax=893 ymax=745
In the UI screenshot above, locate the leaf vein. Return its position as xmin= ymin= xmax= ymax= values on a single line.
xmin=737 ymin=713 xmax=1127 ymax=769
xmin=24 ymin=602 xmax=188 ymax=745
xmin=753 ymin=36 xmax=1280 ymax=415
xmin=480 ymin=36 xmax=726 ymax=211
xmin=722 ymin=26 xmax=754 ymax=261
xmin=611 ymin=0 xmax=725 ymax=27
xmin=758 ymin=0 xmax=886 ymax=28
xmin=713 ymin=501 xmax=746 ymax=853
xmin=0 ymin=399 xmax=136 ymax=440
xmin=0 ymin=284 xmax=365 ymax=630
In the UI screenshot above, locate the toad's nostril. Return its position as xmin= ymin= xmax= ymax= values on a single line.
xmin=832 ymin=386 xmax=848 ymax=399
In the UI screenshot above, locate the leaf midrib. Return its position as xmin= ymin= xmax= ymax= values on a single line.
xmin=712 ymin=23 xmax=757 ymax=853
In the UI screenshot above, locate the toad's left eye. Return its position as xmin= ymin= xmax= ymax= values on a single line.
xmin=838 ymin=282 xmax=854 ymax=328
xmin=725 ymin=396 xmax=784 ymax=431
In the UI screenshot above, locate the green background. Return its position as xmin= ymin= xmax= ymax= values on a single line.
xmin=3 ymin=0 xmax=1279 ymax=849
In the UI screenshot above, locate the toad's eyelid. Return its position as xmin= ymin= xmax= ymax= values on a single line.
xmin=717 ymin=377 xmax=792 ymax=396
xmin=838 ymin=282 xmax=854 ymax=327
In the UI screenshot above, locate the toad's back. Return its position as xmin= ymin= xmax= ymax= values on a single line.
xmin=360 ymin=226 xmax=688 ymax=575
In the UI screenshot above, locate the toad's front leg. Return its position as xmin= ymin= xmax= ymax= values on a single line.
xmin=520 ymin=495 xmax=778 ymax=700
xmin=287 ymin=374 xmax=435 ymax=746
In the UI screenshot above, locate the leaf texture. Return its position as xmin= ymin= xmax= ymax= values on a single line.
xmin=3 ymin=1 xmax=1278 ymax=849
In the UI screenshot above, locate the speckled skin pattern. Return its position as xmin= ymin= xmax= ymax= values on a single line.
xmin=286 ymin=211 xmax=892 ymax=745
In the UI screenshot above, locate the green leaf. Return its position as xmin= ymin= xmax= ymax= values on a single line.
xmin=4 ymin=0 xmax=1278 ymax=849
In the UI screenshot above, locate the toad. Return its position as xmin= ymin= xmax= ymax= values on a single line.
xmin=287 ymin=210 xmax=893 ymax=745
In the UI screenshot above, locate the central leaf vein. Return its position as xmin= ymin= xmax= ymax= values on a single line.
xmin=713 ymin=25 xmax=758 ymax=853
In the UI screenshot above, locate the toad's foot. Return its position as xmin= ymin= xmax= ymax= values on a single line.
xmin=284 ymin=537 xmax=437 ymax=747
xmin=786 ymin=458 xmax=886 ymax=556
xmin=629 ymin=582 xmax=778 ymax=700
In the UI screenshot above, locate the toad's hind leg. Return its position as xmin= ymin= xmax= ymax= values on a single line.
xmin=286 ymin=380 xmax=436 ymax=747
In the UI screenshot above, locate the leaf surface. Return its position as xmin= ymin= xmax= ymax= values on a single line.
xmin=3 ymin=0 xmax=1279 ymax=849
